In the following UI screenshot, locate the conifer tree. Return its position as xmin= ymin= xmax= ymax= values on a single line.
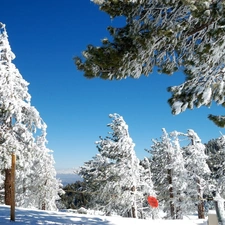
xmin=205 ymin=136 xmax=225 ymax=224
xmin=149 ymin=128 xmax=211 ymax=218
xmin=205 ymin=137 xmax=225 ymax=180
xmin=30 ymin=133 xmax=63 ymax=210
xmin=78 ymin=154 xmax=113 ymax=211
xmin=206 ymin=135 xmax=225 ymax=198
xmin=79 ymin=113 xmax=156 ymax=218
xmin=0 ymin=22 xmax=62 ymax=209
xmin=148 ymin=128 xmax=188 ymax=219
xmin=95 ymin=113 xmax=140 ymax=218
xmin=149 ymin=128 xmax=210 ymax=218
xmin=75 ymin=0 xmax=225 ymax=125
xmin=183 ymin=129 xmax=210 ymax=219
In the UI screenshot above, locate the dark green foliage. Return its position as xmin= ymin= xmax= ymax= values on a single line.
xmin=74 ymin=0 xmax=225 ymax=126
xmin=75 ymin=0 xmax=225 ymax=81
xmin=75 ymin=25 xmax=141 ymax=80
xmin=59 ymin=181 xmax=91 ymax=209
xmin=208 ymin=114 xmax=225 ymax=128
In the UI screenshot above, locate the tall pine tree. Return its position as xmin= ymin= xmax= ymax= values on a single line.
xmin=79 ymin=113 xmax=156 ymax=218
xmin=183 ymin=129 xmax=210 ymax=219
xmin=0 ymin=22 xmax=62 ymax=210
xmin=95 ymin=113 xmax=140 ymax=217
xmin=149 ymin=129 xmax=189 ymax=219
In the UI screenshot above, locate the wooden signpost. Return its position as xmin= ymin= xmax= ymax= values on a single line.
xmin=10 ymin=153 xmax=16 ymax=221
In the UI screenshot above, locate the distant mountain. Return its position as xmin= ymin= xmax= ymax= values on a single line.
xmin=56 ymin=169 xmax=82 ymax=186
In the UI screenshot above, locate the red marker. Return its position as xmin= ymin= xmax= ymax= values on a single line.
xmin=147 ymin=196 xmax=159 ymax=208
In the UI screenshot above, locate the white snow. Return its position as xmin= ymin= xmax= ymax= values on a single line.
xmin=0 ymin=204 xmax=207 ymax=225
xmin=172 ymin=101 xmax=183 ymax=115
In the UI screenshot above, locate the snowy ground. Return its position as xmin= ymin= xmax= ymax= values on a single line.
xmin=0 ymin=205 xmax=207 ymax=225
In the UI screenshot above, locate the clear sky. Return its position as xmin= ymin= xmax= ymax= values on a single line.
xmin=1 ymin=0 xmax=225 ymax=171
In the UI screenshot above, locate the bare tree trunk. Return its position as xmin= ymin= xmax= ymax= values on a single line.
xmin=4 ymin=169 xmax=11 ymax=205
xmin=41 ymin=180 xmax=47 ymax=210
xmin=168 ymin=169 xmax=175 ymax=219
xmin=131 ymin=186 xmax=137 ymax=218
xmin=131 ymin=206 xmax=136 ymax=218
xmin=188 ymin=138 xmax=205 ymax=219
xmin=10 ymin=153 xmax=16 ymax=221
xmin=197 ymin=178 xmax=205 ymax=219
xmin=198 ymin=201 xmax=205 ymax=219
xmin=41 ymin=203 xmax=46 ymax=210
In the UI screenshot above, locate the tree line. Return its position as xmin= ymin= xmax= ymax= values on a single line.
xmin=59 ymin=113 xmax=225 ymax=220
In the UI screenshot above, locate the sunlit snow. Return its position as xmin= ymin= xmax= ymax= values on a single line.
xmin=0 ymin=205 xmax=207 ymax=225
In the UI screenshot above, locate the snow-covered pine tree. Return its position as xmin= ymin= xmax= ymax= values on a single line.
xmin=95 ymin=113 xmax=141 ymax=218
xmin=75 ymin=0 xmax=225 ymax=125
xmin=148 ymin=129 xmax=188 ymax=219
xmin=79 ymin=114 xmax=157 ymax=218
xmin=15 ymin=130 xmax=63 ymax=210
xmin=0 ymin=22 xmax=62 ymax=209
xmin=205 ymin=136 xmax=225 ymax=224
xmin=184 ymin=129 xmax=211 ymax=219
xmin=169 ymin=130 xmax=191 ymax=218
xmin=207 ymin=135 xmax=225 ymax=198
xmin=78 ymin=154 xmax=113 ymax=211
xmin=14 ymin=123 xmax=39 ymax=208
xmin=30 ymin=132 xmax=63 ymax=210
xmin=199 ymin=138 xmax=222 ymax=202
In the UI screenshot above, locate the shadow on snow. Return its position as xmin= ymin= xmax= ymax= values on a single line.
xmin=0 ymin=205 xmax=112 ymax=225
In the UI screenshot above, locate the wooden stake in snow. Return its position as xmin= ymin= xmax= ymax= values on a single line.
xmin=10 ymin=153 xmax=16 ymax=221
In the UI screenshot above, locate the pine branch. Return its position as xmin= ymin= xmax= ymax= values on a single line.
xmin=208 ymin=114 xmax=225 ymax=128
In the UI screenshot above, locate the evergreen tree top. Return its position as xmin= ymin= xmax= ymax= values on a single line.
xmin=75 ymin=0 xmax=225 ymax=126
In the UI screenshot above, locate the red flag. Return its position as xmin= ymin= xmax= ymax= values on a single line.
xmin=147 ymin=196 xmax=159 ymax=208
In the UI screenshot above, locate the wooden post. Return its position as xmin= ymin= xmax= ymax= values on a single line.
xmin=10 ymin=153 xmax=16 ymax=221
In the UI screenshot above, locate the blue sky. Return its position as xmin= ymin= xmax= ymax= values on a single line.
xmin=2 ymin=0 xmax=225 ymax=170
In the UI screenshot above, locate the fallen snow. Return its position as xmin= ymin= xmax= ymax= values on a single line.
xmin=0 ymin=205 xmax=208 ymax=225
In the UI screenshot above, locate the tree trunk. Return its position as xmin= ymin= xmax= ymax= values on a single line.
xmin=198 ymin=201 xmax=205 ymax=219
xmin=4 ymin=169 xmax=12 ymax=205
xmin=41 ymin=180 xmax=47 ymax=210
xmin=131 ymin=186 xmax=137 ymax=218
xmin=131 ymin=206 xmax=137 ymax=218
xmin=10 ymin=153 xmax=16 ymax=221
xmin=168 ymin=169 xmax=175 ymax=219
xmin=42 ymin=203 xmax=46 ymax=210
xmin=197 ymin=178 xmax=205 ymax=219
xmin=189 ymin=137 xmax=205 ymax=219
